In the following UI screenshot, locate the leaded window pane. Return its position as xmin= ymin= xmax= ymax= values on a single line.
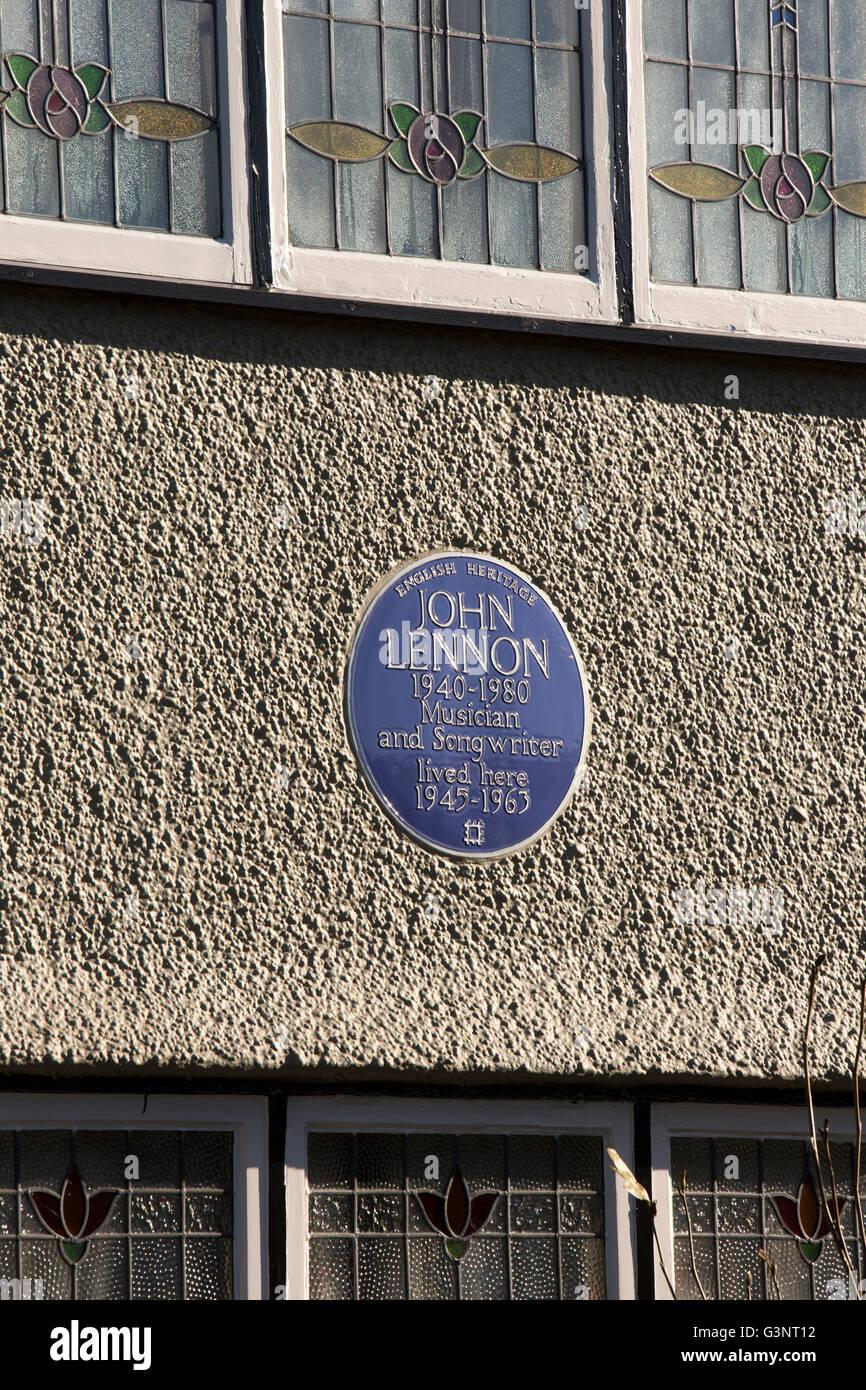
xmin=0 ymin=1129 xmax=233 ymax=1300
xmin=307 ymin=1130 xmax=607 ymax=1300
xmin=283 ymin=0 xmax=587 ymax=273
xmin=645 ymin=0 xmax=866 ymax=300
xmin=0 ymin=0 xmax=222 ymax=236
xmin=670 ymin=1136 xmax=864 ymax=1300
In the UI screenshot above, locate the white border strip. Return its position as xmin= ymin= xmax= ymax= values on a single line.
xmin=284 ymin=1096 xmax=635 ymax=1300
xmin=650 ymin=1102 xmax=856 ymax=1301
xmin=0 ymin=1093 xmax=268 ymax=1301
xmin=267 ymin=0 xmax=618 ymax=322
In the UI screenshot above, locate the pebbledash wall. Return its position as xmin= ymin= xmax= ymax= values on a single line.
xmin=1 ymin=282 xmax=863 ymax=1089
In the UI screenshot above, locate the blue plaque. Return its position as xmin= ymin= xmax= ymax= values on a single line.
xmin=345 ymin=552 xmax=591 ymax=859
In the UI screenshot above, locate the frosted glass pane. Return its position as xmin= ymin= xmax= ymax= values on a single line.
xmin=166 ymin=0 xmax=218 ymax=237
xmin=69 ymin=0 xmax=109 ymax=66
xmin=111 ymin=0 xmax=164 ymax=99
xmin=285 ymin=15 xmax=330 ymax=124
xmin=441 ymin=176 xmax=487 ymax=262
xmin=695 ymin=200 xmax=740 ymax=287
xmin=334 ymin=20 xmax=386 ymax=251
xmin=171 ymin=132 xmax=221 ymax=237
xmin=536 ymin=0 xmax=579 ymax=47
xmin=799 ymin=78 xmax=830 ymax=154
xmin=692 ymin=67 xmax=737 ymax=171
xmin=333 ymin=0 xmax=378 ymax=16
xmin=286 ymin=15 xmax=335 ymax=248
xmin=798 ymin=0 xmax=829 ymax=78
xmin=644 ymin=0 xmax=687 ymax=61
xmin=448 ymin=0 xmax=480 ymax=36
xmin=5 ymin=124 xmax=60 ymax=216
xmin=63 ymin=132 xmax=114 ymax=223
xmin=835 ymin=84 xmax=866 ymax=300
xmin=386 ymin=26 xmax=436 ymax=256
xmin=488 ymin=38 xmax=536 ymax=267
xmin=382 ymin=0 xmax=417 ymax=23
xmin=537 ymin=47 xmax=583 ymax=272
xmin=645 ymin=59 xmax=689 ymax=166
xmin=487 ymin=39 xmax=533 ymax=142
xmin=737 ymin=0 xmax=770 ymax=72
xmin=166 ymin=1 xmax=217 ymax=113
xmin=447 ymin=32 xmax=482 ymax=110
xmin=688 ymin=0 xmax=735 ymax=65
xmin=648 ymin=182 xmax=693 ymax=284
xmin=486 ymin=0 xmax=529 ymax=41
xmin=832 ymin=0 xmax=866 ymax=84
xmin=117 ymin=138 xmax=170 ymax=230
xmin=0 ymin=0 xmax=38 ymax=51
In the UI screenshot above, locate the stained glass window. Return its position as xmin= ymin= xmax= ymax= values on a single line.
xmin=645 ymin=0 xmax=866 ymax=300
xmin=0 ymin=0 xmax=222 ymax=235
xmin=670 ymin=1135 xmax=864 ymax=1299
xmin=0 ymin=1129 xmax=233 ymax=1299
xmin=282 ymin=0 xmax=587 ymax=273
xmin=306 ymin=1130 xmax=607 ymax=1299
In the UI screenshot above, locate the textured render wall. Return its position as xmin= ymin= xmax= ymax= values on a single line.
xmin=0 ymin=285 xmax=863 ymax=1084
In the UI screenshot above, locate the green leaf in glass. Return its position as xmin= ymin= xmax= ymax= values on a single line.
xmin=75 ymin=63 xmax=109 ymax=100
xmin=802 ymin=151 xmax=830 ymax=182
xmin=743 ymin=145 xmax=771 ymax=176
xmin=458 ymin=145 xmax=486 ymax=179
xmin=6 ymin=53 xmax=39 ymax=90
xmin=742 ymin=175 xmax=764 ymax=210
xmin=60 ymin=1240 xmax=88 ymax=1264
xmin=807 ymin=184 xmax=832 ymax=217
xmin=453 ymin=111 xmax=482 ymax=144
xmin=388 ymin=138 xmax=415 ymax=173
xmin=4 ymin=88 xmax=35 ymax=127
xmin=445 ymin=1238 xmax=468 ymax=1261
xmin=389 ymin=102 xmax=419 ymax=138
xmin=799 ymin=1240 xmax=821 ymax=1263
xmin=83 ymin=102 xmax=112 ymax=134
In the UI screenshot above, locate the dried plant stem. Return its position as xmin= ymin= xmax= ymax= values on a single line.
xmin=803 ymin=956 xmax=848 ymax=1264
xmin=854 ymin=978 xmax=866 ymax=1260
xmin=651 ymin=1206 xmax=678 ymax=1300
xmin=821 ymin=1120 xmax=859 ymax=1294
xmin=758 ymin=1249 xmax=782 ymax=1300
xmin=676 ymin=1172 xmax=708 ymax=1300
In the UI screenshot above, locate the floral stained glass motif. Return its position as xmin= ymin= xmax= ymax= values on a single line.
xmin=284 ymin=0 xmax=587 ymax=273
xmin=645 ymin=0 xmax=866 ymax=298
xmin=308 ymin=1131 xmax=607 ymax=1300
xmin=0 ymin=0 xmax=222 ymax=236
xmin=671 ymin=1137 xmax=860 ymax=1300
xmin=0 ymin=1129 xmax=233 ymax=1299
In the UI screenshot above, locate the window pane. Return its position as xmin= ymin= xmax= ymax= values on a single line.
xmin=283 ymin=0 xmax=588 ymax=274
xmin=0 ymin=1127 xmax=233 ymax=1300
xmin=0 ymin=0 xmax=222 ymax=235
xmin=669 ymin=1133 xmax=861 ymax=1300
xmin=645 ymin=0 xmax=866 ymax=302
xmin=307 ymin=1130 xmax=607 ymax=1300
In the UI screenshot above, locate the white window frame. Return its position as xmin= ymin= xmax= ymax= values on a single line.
xmin=266 ymin=1 xmax=618 ymax=323
xmin=0 ymin=0 xmax=252 ymax=286
xmin=628 ymin=0 xmax=866 ymax=349
xmin=651 ymin=1101 xmax=859 ymax=1301
xmin=284 ymin=1095 xmax=636 ymax=1299
xmin=0 ymin=1092 xmax=268 ymax=1300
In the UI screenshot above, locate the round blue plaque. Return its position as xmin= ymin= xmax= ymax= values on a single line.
xmin=345 ymin=552 xmax=591 ymax=859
